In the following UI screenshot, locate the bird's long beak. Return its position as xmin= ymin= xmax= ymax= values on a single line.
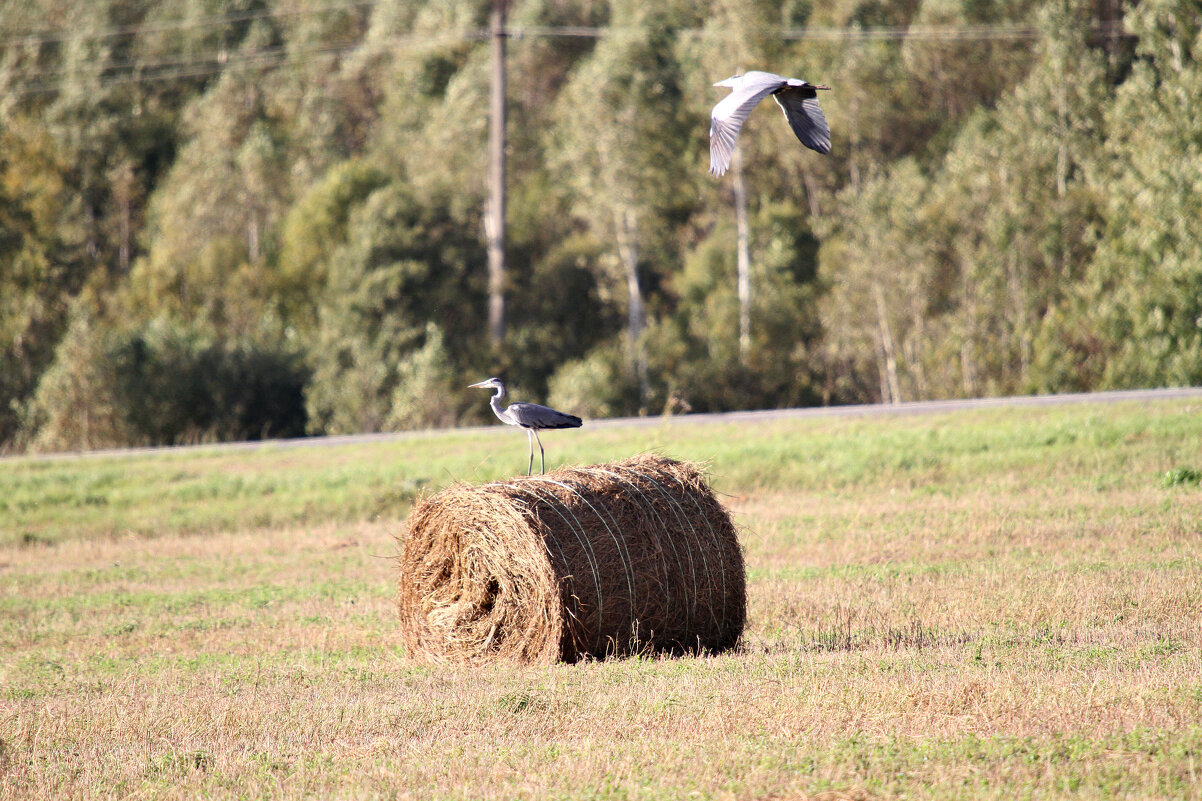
xmin=468 ymin=381 xmax=491 ymax=389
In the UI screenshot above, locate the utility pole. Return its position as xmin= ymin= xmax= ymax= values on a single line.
xmin=484 ymin=0 xmax=507 ymax=350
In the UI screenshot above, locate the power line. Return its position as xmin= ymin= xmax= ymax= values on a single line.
xmin=782 ymin=22 xmax=1127 ymax=41
xmin=0 ymin=2 xmax=1129 ymax=51
xmin=8 ymin=41 xmax=354 ymax=96
xmin=0 ymin=12 xmax=1130 ymax=98
xmin=0 ymin=0 xmax=377 ymax=49
xmin=2 ymin=29 xmax=480 ymax=98
xmin=505 ymin=21 xmax=1129 ymax=42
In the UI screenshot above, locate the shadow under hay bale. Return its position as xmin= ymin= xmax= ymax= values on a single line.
xmin=397 ymin=454 xmax=746 ymax=664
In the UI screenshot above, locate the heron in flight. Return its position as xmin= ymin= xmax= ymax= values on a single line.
xmin=709 ymin=70 xmax=831 ymax=176
xmin=469 ymin=377 xmax=582 ymax=475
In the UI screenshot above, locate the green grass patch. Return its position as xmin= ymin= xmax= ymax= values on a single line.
xmin=4 ymin=398 xmax=1201 ymax=545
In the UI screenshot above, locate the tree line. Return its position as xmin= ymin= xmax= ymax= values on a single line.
xmin=1 ymin=0 xmax=1199 ymax=452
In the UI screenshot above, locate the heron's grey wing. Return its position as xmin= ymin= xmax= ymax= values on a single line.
xmin=709 ymin=75 xmax=787 ymax=176
xmin=772 ymin=86 xmax=831 ymax=155
xmin=507 ymin=402 xmax=582 ymax=429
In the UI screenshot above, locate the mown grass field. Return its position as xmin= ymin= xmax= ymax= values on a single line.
xmin=2 ymin=396 xmax=1201 ymax=799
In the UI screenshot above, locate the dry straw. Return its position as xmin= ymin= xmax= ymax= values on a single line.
xmin=397 ymin=454 xmax=746 ymax=664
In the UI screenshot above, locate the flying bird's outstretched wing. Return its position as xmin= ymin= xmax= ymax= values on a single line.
xmin=708 ymin=72 xmax=789 ymax=176
xmin=773 ymin=84 xmax=832 ymax=155
xmin=710 ymin=71 xmax=831 ymax=175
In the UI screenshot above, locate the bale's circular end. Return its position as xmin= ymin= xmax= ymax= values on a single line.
xmin=397 ymin=487 xmax=564 ymax=663
xmin=397 ymin=454 xmax=746 ymax=664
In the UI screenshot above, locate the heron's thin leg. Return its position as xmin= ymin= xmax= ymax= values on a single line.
xmin=533 ymin=429 xmax=546 ymax=474
xmin=526 ymin=429 xmax=535 ymax=476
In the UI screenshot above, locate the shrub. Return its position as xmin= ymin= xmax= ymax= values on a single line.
xmin=26 ymin=315 xmax=310 ymax=451
xmin=386 ymin=323 xmax=462 ymax=430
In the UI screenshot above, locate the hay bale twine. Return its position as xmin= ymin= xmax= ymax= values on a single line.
xmin=397 ymin=454 xmax=746 ymax=664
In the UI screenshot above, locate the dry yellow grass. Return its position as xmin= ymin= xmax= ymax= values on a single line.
xmin=3 ymin=401 xmax=1202 ymax=799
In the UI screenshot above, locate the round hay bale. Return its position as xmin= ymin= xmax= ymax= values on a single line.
xmin=397 ymin=454 xmax=746 ymax=664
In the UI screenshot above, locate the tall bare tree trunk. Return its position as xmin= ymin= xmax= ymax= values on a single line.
xmin=960 ymin=269 xmax=979 ymax=398
xmin=614 ymin=206 xmax=649 ymax=404
xmin=732 ymin=147 xmax=751 ymax=364
xmin=801 ymin=168 xmax=821 ymax=219
xmin=910 ymin=299 xmax=927 ymax=398
xmin=109 ymin=161 xmax=134 ymax=273
xmin=873 ymin=283 xmax=901 ymax=404
xmin=485 ymin=0 xmax=507 ymax=350
xmin=247 ymin=215 xmax=260 ymax=264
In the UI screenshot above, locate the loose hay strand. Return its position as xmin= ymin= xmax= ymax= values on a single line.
xmin=396 ymin=454 xmax=746 ymax=664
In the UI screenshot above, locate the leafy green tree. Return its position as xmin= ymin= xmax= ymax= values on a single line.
xmin=654 ymin=200 xmax=824 ymax=411
xmin=941 ymin=0 xmax=1107 ymax=397
xmin=116 ymin=1 xmax=375 ymax=335
xmin=304 ymin=181 xmax=485 ymax=434
xmin=121 ymin=64 xmax=286 ymax=337
xmin=818 ymin=158 xmax=941 ymax=403
xmin=0 ymin=0 xmax=184 ymax=445
xmin=276 ymin=158 xmax=389 ymax=333
xmin=367 ymin=0 xmax=488 ymax=211
xmin=19 ymin=294 xmax=128 ymax=452
xmin=547 ymin=342 xmax=630 ymax=420
xmin=819 ymin=0 xmax=1108 ymax=401
xmin=386 ymin=323 xmax=465 ymax=430
xmin=1067 ymin=0 xmax=1202 ymax=388
xmin=0 ymin=119 xmax=79 ymax=444
xmin=26 ymin=304 xmax=309 ymax=451
xmin=548 ymin=2 xmax=701 ymax=410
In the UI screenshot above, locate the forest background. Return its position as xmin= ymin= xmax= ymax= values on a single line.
xmin=1 ymin=0 xmax=1199 ymax=453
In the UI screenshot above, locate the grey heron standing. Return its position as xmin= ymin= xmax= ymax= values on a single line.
xmin=709 ymin=70 xmax=831 ymax=176
xmin=469 ymin=377 xmax=582 ymax=475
